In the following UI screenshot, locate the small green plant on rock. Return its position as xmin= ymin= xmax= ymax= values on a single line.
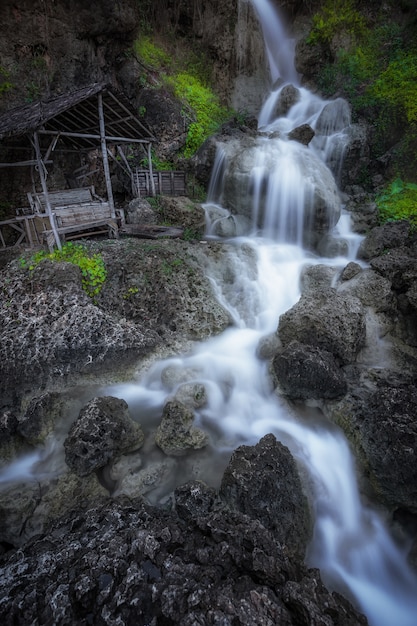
xmin=20 ymin=242 xmax=107 ymax=298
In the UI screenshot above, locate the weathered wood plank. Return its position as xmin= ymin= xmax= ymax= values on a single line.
xmin=119 ymin=224 xmax=183 ymax=239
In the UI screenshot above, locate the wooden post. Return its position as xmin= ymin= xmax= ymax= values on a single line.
xmin=98 ymin=93 xmax=116 ymax=218
xmin=147 ymin=142 xmax=156 ymax=197
xmin=32 ymin=132 xmax=62 ymax=251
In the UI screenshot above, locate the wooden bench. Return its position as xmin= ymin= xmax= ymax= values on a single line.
xmin=27 ymin=187 xmax=124 ymax=249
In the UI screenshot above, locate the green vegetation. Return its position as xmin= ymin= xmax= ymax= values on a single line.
xmin=307 ymin=0 xmax=366 ymax=45
xmin=134 ymin=36 xmax=172 ymax=69
xmin=371 ymin=51 xmax=417 ymax=124
xmin=376 ymin=179 xmax=417 ymax=227
xmin=122 ymin=286 xmax=139 ymax=300
xmin=133 ymin=36 xmax=230 ymax=158
xmin=161 ymin=258 xmax=183 ymax=276
xmin=309 ymin=4 xmax=417 ymax=176
xmin=21 ymin=242 xmax=107 ymax=298
xmin=167 ymin=72 xmax=229 ymax=157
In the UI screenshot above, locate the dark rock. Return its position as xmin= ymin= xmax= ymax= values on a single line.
xmin=336 ymin=268 xmax=396 ymax=313
xmin=64 ymin=396 xmax=144 ymax=477
xmin=0 ymin=494 xmax=366 ymax=625
xmin=288 ymin=123 xmax=315 ymax=145
xmin=272 ymin=340 xmax=347 ymax=400
xmin=220 ymin=433 xmax=312 ymax=558
xmin=339 ymin=262 xmax=362 ymax=282
xmin=278 ymin=290 xmax=366 ymax=365
xmin=328 ymin=376 xmax=417 ymax=514
xmin=358 ymin=221 xmax=411 ymax=260
xmin=369 ymin=248 xmax=417 ymax=292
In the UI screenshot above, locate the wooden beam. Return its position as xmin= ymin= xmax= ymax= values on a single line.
xmin=38 ymin=130 xmax=152 ymax=143
xmin=32 ymin=132 xmax=62 ymax=251
xmin=147 ymin=142 xmax=156 ymax=197
xmin=0 ymin=160 xmax=53 ymax=168
xmin=98 ymin=93 xmax=115 ymax=218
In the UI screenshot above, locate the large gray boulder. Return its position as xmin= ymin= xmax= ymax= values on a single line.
xmin=220 ymin=136 xmax=341 ymax=249
xmin=220 ymin=434 xmax=312 ymax=558
xmin=64 ymin=396 xmax=144 ymax=477
xmin=278 ymin=289 xmax=366 ymax=365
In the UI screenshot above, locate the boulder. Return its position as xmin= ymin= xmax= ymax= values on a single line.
xmin=64 ymin=396 xmax=144 ymax=477
xmin=273 ymin=84 xmax=301 ymax=117
xmin=288 ymin=123 xmax=315 ymax=145
xmin=124 ymin=198 xmax=157 ymax=225
xmin=272 ymin=340 xmax=347 ymax=400
xmin=278 ymin=290 xmax=366 ymax=365
xmin=220 ymin=434 xmax=312 ymax=558
xmin=155 ymin=399 xmax=208 ymax=456
xmin=336 ymin=268 xmax=396 ymax=313
xmin=220 ymin=135 xmax=341 ymax=249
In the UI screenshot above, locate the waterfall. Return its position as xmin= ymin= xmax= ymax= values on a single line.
xmin=1 ymin=2 xmax=416 ymax=624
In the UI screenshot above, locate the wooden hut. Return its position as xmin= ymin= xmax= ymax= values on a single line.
xmin=0 ymin=83 xmax=156 ymax=250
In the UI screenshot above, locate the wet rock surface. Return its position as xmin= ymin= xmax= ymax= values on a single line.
xmin=220 ymin=434 xmax=312 ymax=558
xmin=155 ymin=399 xmax=209 ymax=456
xmin=327 ymin=374 xmax=417 ymax=515
xmin=64 ymin=396 xmax=145 ymax=477
xmin=0 ymin=239 xmax=232 ymax=409
xmin=278 ymin=289 xmax=366 ymax=365
xmin=0 ymin=450 xmax=366 ymax=626
xmin=272 ymin=340 xmax=347 ymax=400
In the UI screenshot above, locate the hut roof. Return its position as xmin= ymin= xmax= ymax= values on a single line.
xmin=0 ymin=82 xmax=155 ymax=151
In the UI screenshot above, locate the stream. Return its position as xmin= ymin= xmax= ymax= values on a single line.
xmin=1 ymin=1 xmax=417 ymax=624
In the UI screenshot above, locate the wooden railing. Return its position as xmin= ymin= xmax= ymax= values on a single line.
xmin=134 ymin=170 xmax=187 ymax=197
xmin=0 ymin=215 xmax=41 ymax=250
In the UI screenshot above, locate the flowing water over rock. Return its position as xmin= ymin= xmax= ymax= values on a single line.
xmin=1 ymin=1 xmax=417 ymax=624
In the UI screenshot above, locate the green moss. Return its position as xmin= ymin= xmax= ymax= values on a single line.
xmin=166 ymin=72 xmax=229 ymax=157
xmin=20 ymin=242 xmax=107 ymax=299
xmin=131 ymin=32 xmax=231 ymax=158
xmin=133 ymin=36 xmax=171 ymax=69
xmin=376 ymin=179 xmax=417 ymax=227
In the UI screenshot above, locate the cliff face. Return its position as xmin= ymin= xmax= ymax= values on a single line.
xmin=0 ymin=0 xmax=140 ymax=113
xmin=0 ymin=0 xmax=274 ymax=115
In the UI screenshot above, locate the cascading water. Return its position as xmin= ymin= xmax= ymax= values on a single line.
xmin=1 ymin=2 xmax=417 ymax=624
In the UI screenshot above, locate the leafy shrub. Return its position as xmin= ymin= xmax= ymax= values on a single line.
xmin=376 ymin=179 xmax=417 ymax=227
xmin=371 ymin=51 xmax=417 ymax=123
xmin=307 ymin=0 xmax=366 ymax=45
xmin=21 ymin=242 xmax=107 ymax=298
